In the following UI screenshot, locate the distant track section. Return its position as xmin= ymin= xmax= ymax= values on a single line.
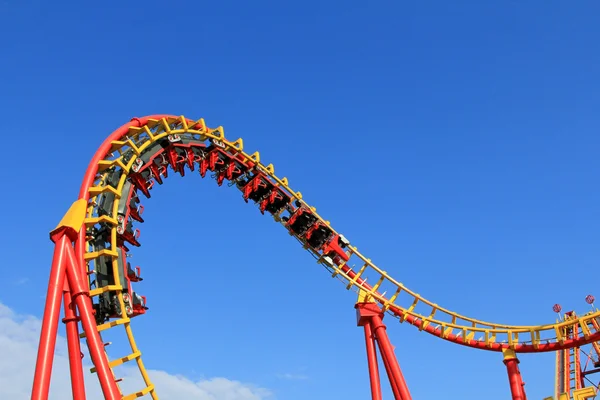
xmin=78 ymin=114 xmax=600 ymax=398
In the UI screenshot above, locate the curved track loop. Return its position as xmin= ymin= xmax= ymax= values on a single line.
xmin=77 ymin=114 xmax=600 ymax=397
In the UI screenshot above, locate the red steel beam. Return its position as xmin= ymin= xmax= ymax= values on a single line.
xmin=503 ymin=349 xmax=527 ymax=400
xmin=356 ymin=301 xmax=411 ymax=400
xmin=370 ymin=314 xmax=412 ymax=400
xmin=31 ymin=235 xmax=70 ymax=400
xmin=363 ymin=323 xmax=383 ymax=400
xmin=63 ymin=283 xmax=86 ymax=400
xmin=63 ymin=239 xmax=121 ymax=400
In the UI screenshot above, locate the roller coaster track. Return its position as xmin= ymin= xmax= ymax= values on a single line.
xmin=33 ymin=114 xmax=600 ymax=399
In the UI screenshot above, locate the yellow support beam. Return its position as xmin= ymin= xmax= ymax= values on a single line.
xmin=90 ymin=351 xmax=141 ymax=373
xmin=88 ymin=185 xmax=120 ymax=197
xmin=109 ymin=140 xmax=128 ymax=153
xmin=49 ymin=199 xmax=87 ymax=240
xmin=357 ymin=289 xmax=375 ymax=304
xmin=83 ymin=249 xmax=118 ymax=261
xmin=84 ymin=215 xmax=118 ymax=227
xmin=573 ymin=387 xmax=597 ymax=400
xmin=501 ymin=348 xmax=517 ymax=361
xmin=89 ymin=285 xmax=122 ymax=297
xmin=122 ymin=384 xmax=155 ymax=400
xmin=79 ymin=318 xmax=128 ymax=338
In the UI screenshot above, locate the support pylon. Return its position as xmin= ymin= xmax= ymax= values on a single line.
xmin=356 ymin=291 xmax=412 ymax=400
xmin=30 ymin=200 xmax=122 ymax=400
xmin=503 ymin=348 xmax=527 ymax=400
xmin=62 ymin=282 xmax=86 ymax=399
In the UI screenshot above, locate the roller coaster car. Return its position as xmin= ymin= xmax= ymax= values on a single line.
xmin=129 ymin=202 xmax=144 ymax=223
xmin=167 ymin=140 xmax=208 ymax=176
xmin=284 ymin=207 xmax=318 ymax=236
xmin=188 ymin=145 xmax=208 ymax=171
xmin=241 ymin=172 xmax=273 ymax=203
xmin=132 ymin=158 xmax=164 ymax=187
xmin=112 ymin=248 xmax=148 ymax=318
xmin=207 ymin=145 xmax=230 ymax=170
xmin=305 ymin=222 xmax=333 ymax=250
xmin=127 ymin=263 xmax=143 ymax=282
xmin=204 ymin=145 xmax=248 ymax=186
xmin=212 ymin=152 xmax=246 ymax=186
xmin=97 ymin=168 xmax=123 ymax=217
xmin=146 ymin=157 xmax=168 ymax=185
xmin=129 ymin=169 xmax=154 ymax=198
xmin=259 ymin=188 xmax=290 ymax=215
xmin=196 ymin=145 xmax=225 ymax=177
xmin=130 ymin=141 xmax=171 ymax=184
xmin=128 ymin=292 xmax=148 ymax=317
xmin=116 ymin=213 xmax=141 ymax=247
xmin=118 ymin=181 xmax=145 ymax=223
xmin=91 ymin=236 xmax=113 ymax=324
xmin=130 ymin=139 xmax=198 ymax=189
xmin=164 ymin=146 xmax=187 ymax=176
xmin=106 ymin=291 xmax=147 ymax=319
xmin=98 ymin=174 xmax=144 ymax=230
xmin=321 ymin=234 xmax=351 ymax=264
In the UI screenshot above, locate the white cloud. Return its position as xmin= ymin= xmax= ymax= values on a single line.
xmin=0 ymin=302 xmax=271 ymax=400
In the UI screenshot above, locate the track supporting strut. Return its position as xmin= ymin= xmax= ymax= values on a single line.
xmin=356 ymin=291 xmax=412 ymax=400
xmin=503 ymin=348 xmax=528 ymax=400
xmin=31 ymin=200 xmax=121 ymax=400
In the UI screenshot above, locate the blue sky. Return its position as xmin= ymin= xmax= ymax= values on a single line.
xmin=1 ymin=1 xmax=599 ymax=399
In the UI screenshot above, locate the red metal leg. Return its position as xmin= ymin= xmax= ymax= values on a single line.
xmin=370 ymin=315 xmax=412 ymax=400
xmin=76 ymin=229 xmax=87 ymax=277
xmin=63 ymin=240 xmax=121 ymax=400
xmin=378 ymin=336 xmax=402 ymax=399
xmin=63 ymin=283 xmax=86 ymax=400
xmin=363 ymin=323 xmax=383 ymax=400
xmin=356 ymin=297 xmax=412 ymax=400
xmin=31 ymin=235 xmax=70 ymax=400
xmin=503 ymin=349 xmax=527 ymax=400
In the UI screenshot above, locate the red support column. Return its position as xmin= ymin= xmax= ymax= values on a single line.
xmin=32 ymin=199 xmax=121 ymax=400
xmin=370 ymin=314 xmax=412 ymax=400
xmin=63 ymin=282 xmax=86 ymax=400
xmin=363 ymin=322 xmax=383 ymax=400
xmin=63 ymin=240 xmax=121 ymax=400
xmin=503 ymin=348 xmax=527 ymax=400
xmin=31 ymin=235 xmax=70 ymax=400
xmin=356 ymin=293 xmax=412 ymax=400
xmin=378 ymin=336 xmax=402 ymax=399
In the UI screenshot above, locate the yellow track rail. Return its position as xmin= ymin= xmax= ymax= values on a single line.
xmin=79 ymin=115 xmax=600 ymax=398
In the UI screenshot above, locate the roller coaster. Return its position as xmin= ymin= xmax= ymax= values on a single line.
xmin=30 ymin=114 xmax=600 ymax=399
